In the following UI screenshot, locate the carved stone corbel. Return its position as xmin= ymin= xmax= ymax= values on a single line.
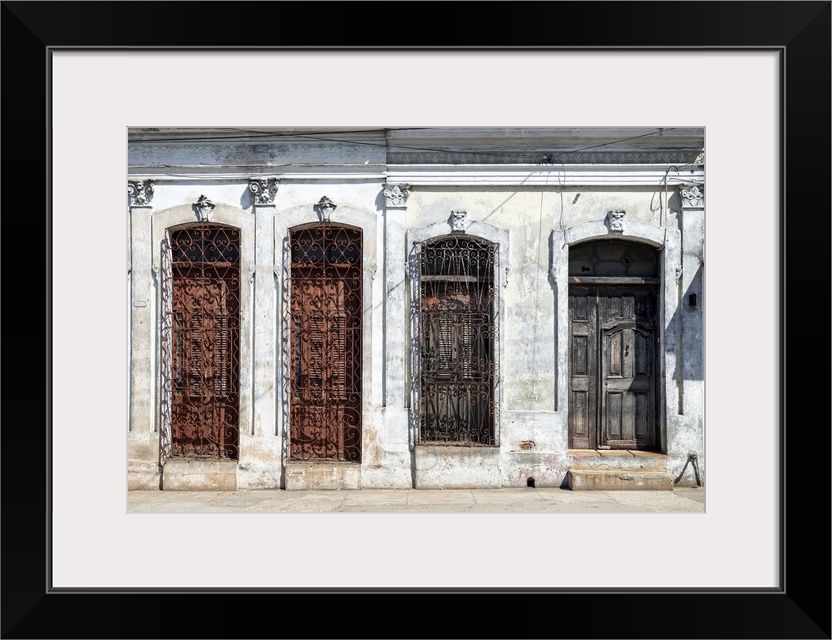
xmin=383 ymin=183 xmax=410 ymax=207
xmin=248 ymin=177 xmax=278 ymax=205
xmin=128 ymin=179 xmax=155 ymax=206
xmin=680 ymin=184 xmax=704 ymax=208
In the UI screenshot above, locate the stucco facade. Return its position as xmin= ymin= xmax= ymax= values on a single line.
xmin=127 ymin=127 xmax=705 ymax=491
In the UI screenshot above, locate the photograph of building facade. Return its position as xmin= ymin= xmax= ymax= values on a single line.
xmin=127 ymin=127 xmax=705 ymax=493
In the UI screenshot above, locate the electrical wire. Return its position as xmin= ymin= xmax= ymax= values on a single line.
xmin=130 ymin=127 xmax=699 ymax=163
xmin=649 ymin=159 xmax=705 ymax=227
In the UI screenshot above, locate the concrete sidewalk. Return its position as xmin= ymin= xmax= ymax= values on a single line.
xmin=127 ymin=486 xmax=705 ymax=513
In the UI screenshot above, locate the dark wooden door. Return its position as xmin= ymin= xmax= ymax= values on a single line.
xmin=569 ymin=286 xmax=657 ymax=450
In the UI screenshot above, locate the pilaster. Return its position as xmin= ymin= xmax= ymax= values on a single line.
xmin=678 ymin=183 xmax=705 ymax=421
xmin=381 ymin=184 xmax=410 ymax=409
xmin=239 ymin=177 xmax=280 ymax=488
xmin=127 ymin=180 xmax=159 ymax=488
xmin=550 ymin=229 xmax=569 ymax=450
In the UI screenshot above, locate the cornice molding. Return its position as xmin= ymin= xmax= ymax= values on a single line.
xmin=128 ymin=164 xmax=704 ymax=188
xmin=387 ymin=164 xmax=705 ymax=187
xmin=389 ymin=151 xmax=703 ymax=165
xmin=127 ymin=166 xmax=386 ymax=182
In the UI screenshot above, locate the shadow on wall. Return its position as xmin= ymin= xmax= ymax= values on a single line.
xmin=239 ymin=186 xmax=254 ymax=210
xmin=668 ymin=263 xmax=704 ymax=382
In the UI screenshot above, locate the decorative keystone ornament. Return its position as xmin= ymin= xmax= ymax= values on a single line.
xmin=449 ymin=210 xmax=468 ymax=233
xmin=314 ymin=196 xmax=337 ymax=223
xmin=194 ymin=195 xmax=215 ymax=222
xmin=606 ymin=209 xmax=626 ymax=233
xmin=248 ymin=177 xmax=278 ymax=204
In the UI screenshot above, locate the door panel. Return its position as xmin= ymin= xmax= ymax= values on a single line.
xmin=569 ymin=286 xmax=657 ymax=450
xmin=569 ymin=292 xmax=598 ymax=449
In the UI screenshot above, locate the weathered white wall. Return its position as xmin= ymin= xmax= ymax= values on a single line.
xmin=128 ymin=130 xmax=705 ymax=491
xmin=402 ymin=184 xmax=704 ymax=488
xmin=667 ymin=187 xmax=706 ymax=486
xmin=406 ymin=187 xmax=677 ymax=413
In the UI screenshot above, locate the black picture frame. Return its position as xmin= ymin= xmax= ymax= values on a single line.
xmin=2 ymin=2 xmax=829 ymax=638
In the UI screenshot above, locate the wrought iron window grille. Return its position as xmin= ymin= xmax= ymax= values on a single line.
xmin=160 ymin=224 xmax=241 ymax=461
xmin=416 ymin=235 xmax=498 ymax=446
xmin=288 ymin=225 xmax=363 ymax=462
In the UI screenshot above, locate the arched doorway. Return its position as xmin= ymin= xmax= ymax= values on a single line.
xmin=162 ymin=223 xmax=241 ymax=459
xmin=289 ymin=224 xmax=363 ymax=462
xmin=568 ymin=239 xmax=660 ymax=450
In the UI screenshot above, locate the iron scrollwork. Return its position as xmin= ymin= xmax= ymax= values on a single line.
xmin=288 ymin=225 xmax=363 ymax=462
xmin=418 ymin=235 xmax=497 ymax=446
xmin=161 ymin=224 xmax=241 ymax=460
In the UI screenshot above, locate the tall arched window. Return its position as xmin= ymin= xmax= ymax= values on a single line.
xmin=418 ymin=235 xmax=497 ymax=446
xmin=161 ymin=223 xmax=241 ymax=459
xmin=289 ymin=224 xmax=363 ymax=461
